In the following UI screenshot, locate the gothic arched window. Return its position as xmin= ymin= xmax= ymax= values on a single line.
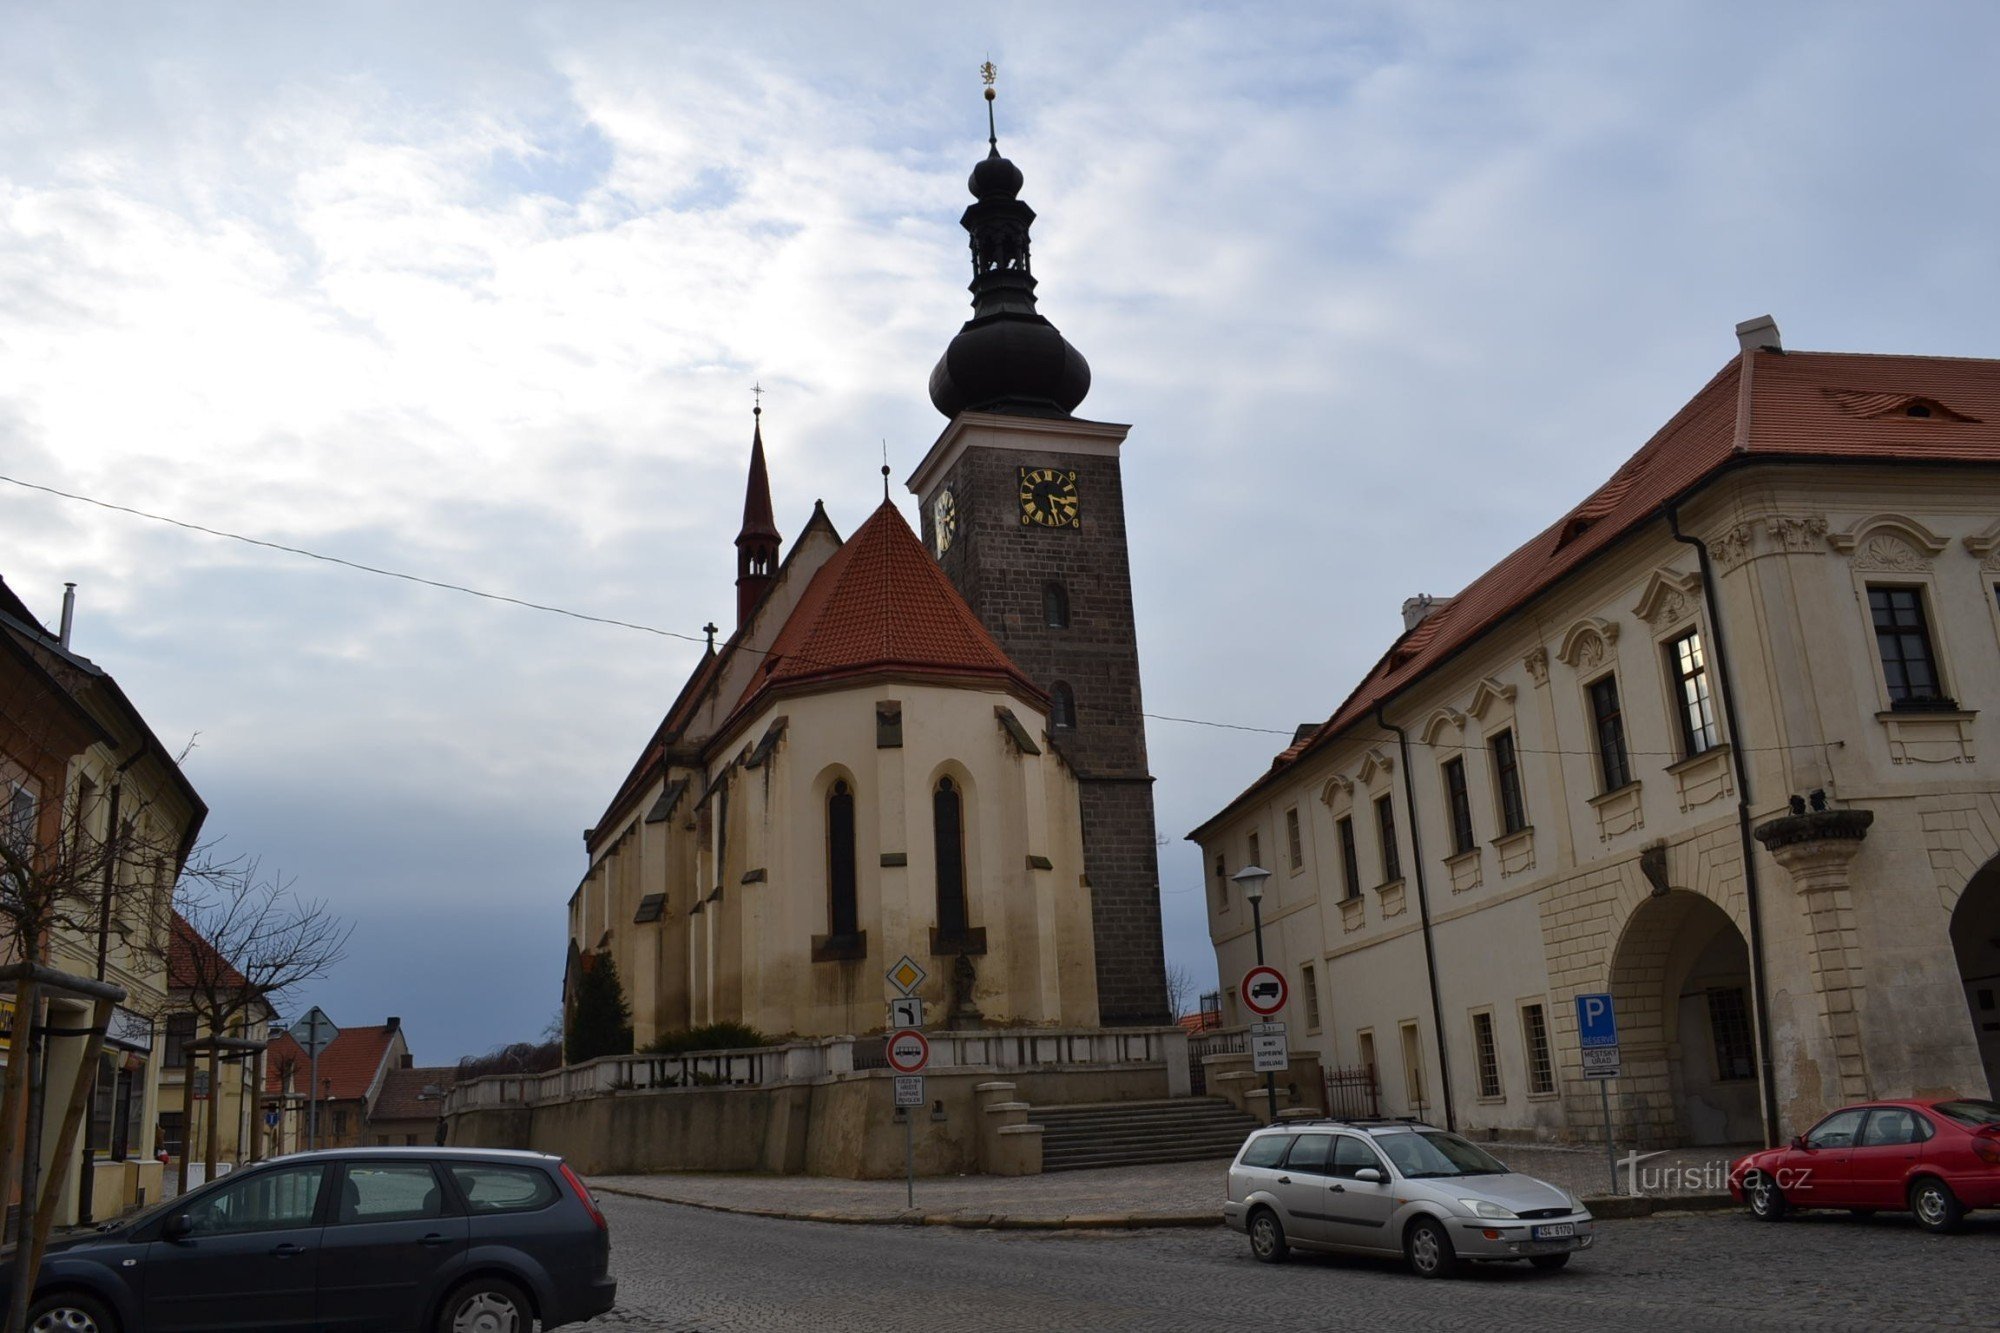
xmin=934 ymin=776 xmax=968 ymax=939
xmin=1043 ymin=581 xmax=1070 ymax=629
xmin=828 ymin=779 xmax=858 ymax=939
xmin=1051 ymin=682 xmax=1077 ymax=730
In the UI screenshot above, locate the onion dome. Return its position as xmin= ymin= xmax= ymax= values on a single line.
xmin=928 ymin=89 xmax=1091 ymax=420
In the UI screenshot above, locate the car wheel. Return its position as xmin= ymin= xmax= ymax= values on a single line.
xmin=1248 ymin=1207 xmax=1290 ymax=1264
xmin=1909 ymin=1177 xmax=1965 ymax=1234
xmin=1529 ymin=1253 xmax=1571 ymax=1271
xmin=1746 ymin=1172 xmax=1788 ymax=1222
xmin=29 ymin=1291 xmax=119 ymax=1333
xmin=1405 ymin=1216 xmax=1459 ymax=1279
xmin=438 ymin=1276 xmax=533 ymax=1333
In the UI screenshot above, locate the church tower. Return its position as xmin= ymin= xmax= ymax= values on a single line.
xmin=907 ymin=80 xmax=1169 ymax=1027
xmin=735 ymin=403 xmax=781 ymax=627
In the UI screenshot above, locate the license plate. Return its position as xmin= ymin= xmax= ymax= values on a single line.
xmin=1531 ymin=1223 xmax=1577 ymax=1240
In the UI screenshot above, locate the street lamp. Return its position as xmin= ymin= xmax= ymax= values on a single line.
xmin=1231 ymin=864 xmax=1277 ymax=1123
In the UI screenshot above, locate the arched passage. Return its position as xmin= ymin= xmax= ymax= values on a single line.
xmin=1950 ymin=855 xmax=2000 ymax=1098
xmin=1608 ymin=889 xmax=1760 ymax=1146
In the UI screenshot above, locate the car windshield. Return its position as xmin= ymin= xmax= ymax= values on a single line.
xmin=1933 ymin=1099 xmax=2000 ymax=1128
xmin=1375 ymin=1130 xmax=1509 ymax=1178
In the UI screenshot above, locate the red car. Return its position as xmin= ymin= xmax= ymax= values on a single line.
xmin=1730 ymin=1098 xmax=2000 ymax=1232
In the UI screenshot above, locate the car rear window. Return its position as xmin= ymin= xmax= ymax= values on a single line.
xmin=449 ymin=1164 xmax=559 ymax=1213
xmin=1238 ymin=1134 xmax=1293 ymax=1169
xmin=1933 ymin=1100 xmax=2000 ymax=1128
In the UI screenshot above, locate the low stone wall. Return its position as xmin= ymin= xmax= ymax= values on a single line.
xmin=448 ymin=1063 xmax=1169 ymax=1178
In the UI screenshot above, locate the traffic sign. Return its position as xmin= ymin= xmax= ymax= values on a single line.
xmin=1581 ymin=1047 xmax=1621 ymax=1080
xmin=1252 ymin=1027 xmax=1290 ymax=1073
xmin=885 ymin=1028 xmax=931 ymax=1074
xmin=889 ymin=996 xmax=924 ymax=1029
xmin=1575 ymin=993 xmax=1619 ymax=1048
xmin=264 ymin=1109 xmax=281 ymax=1128
xmin=894 ymin=1075 xmax=925 ymax=1108
xmin=289 ymin=1006 xmax=339 ymax=1056
xmin=1241 ymin=966 xmax=1289 ymax=1017
xmin=886 ymin=956 xmax=928 ymax=996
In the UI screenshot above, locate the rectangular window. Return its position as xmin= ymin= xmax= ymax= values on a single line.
xmin=3 ymin=782 xmax=35 ymax=873
xmin=1214 ymin=854 xmax=1228 ymax=912
xmin=1471 ymin=1011 xmax=1502 ymax=1099
xmin=1374 ymin=795 xmax=1400 ymax=883
xmin=1521 ymin=1002 xmax=1555 ymax=1095
xmin=1869 ymin=585 xmax=1947 ymax=707
xmin=1336 ymin=818 xmax=1360 ymax=901
xmin=1399 ymin=1020 xmax=1426 ymax=1111
xmin=1302 ymin=964 xmax=1321 ymax=1030
xmin=1667 ymin=628 xmax=1719 ymax=756
xmin=163 ymin=1012 xmax=197 ymax=1069
xmin=159 ymin=1111 xmax=185 ymax=1158
xmin=1707 ymin=987 xmax=1755 ymax=1081
xmin=1357 ymin=1030 xmax=1377 ymax=1081
xmin=1588 ymin=675 xmax=1632 ymax=792
xmin=1285 ymin=808 xmax=1303 ymax=872
xmin=1491 ymin=729 xmax=1527 ymax=834
xmin=1247 ymin=830 xmax=1261 ymax=871
xmin=1442 ymin=758 xmax=1474 ymax=855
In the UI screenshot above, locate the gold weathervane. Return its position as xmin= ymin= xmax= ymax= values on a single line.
xmin=981 ymin=61 xmax=997 ymax=87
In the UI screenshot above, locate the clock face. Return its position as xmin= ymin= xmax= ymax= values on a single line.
xmin=932 ymin=488 xmax=958 ymax=556
xmin=1018 ymin=467 xmax=1081 ymax=528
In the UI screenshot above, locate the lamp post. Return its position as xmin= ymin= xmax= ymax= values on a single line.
xmin=1232 ymin=864 xmax=1277 ymax=1123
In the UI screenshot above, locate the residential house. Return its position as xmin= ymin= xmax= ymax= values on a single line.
xmin=263 ymin=1017 xmax=408 ymax=1150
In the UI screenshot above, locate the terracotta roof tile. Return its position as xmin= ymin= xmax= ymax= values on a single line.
xmin=731 ymin=501 xmax=1039 ymax=716
xmin=262 ymin=1022 xmax=399 ymax=1101
xmin=372 ymin=1065 xmax=458 ymax=1121
xmin=1204 ymin=347 xmax=2000 ymax=829
xmin=167 ymin=912 xmax=249 ymax=993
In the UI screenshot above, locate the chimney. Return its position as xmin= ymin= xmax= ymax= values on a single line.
xmin=1735 ymin=314 xmax=1781 ymax=353
xmin=59 ymin=582 xmax=76 ymax=648
xmin=401 ymin=1053 xmax=414 ymax=1068
xmin=1402 ymin=594 xmax=1446 ymax=632
xmin=385 ymin=1016 xmax=400 ymax=1032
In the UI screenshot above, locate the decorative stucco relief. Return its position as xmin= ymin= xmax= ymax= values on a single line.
xmin=1711 ymin=523 xmax=1756 ymax=572
xmin=1767 ymin=514 xmax=1829 ymax=553
xmin=1555 ymin=617 xmax=1621 ymax=671
xmin=1964 ymin=519 xmax=2000 ymax=572
xmin=1631 ymin=567 xmax=1703 ymax=631
xmin=1827 ymin=512 xmax=1950 ymax=567
xmin=1523 ymin=647 xmax=1550 ymax=687
xmin=1466 ymin=677 xmax=1518 ymax=721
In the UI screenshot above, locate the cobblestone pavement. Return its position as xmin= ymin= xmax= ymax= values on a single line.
xmin=590 ymin=1143 xmax=1745 ymax=1228
xmin=591 ymin=1193 xmax=1999 ymax=1331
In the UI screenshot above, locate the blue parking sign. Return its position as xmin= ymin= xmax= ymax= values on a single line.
xmin=1575 ymin=993 xmax=1618 ymax=1049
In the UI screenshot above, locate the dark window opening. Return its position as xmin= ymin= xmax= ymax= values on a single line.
xmin=1491 ymin=729 xmax=1527 ymax=834
xmin=1869 ymin=584 xmax=1949 ymax=708
xmin=1668 ymin=628 xmax=1719 ymax=756
xmin=828 ymin=779 xmax=858 ymax=939
xmin=1442 ymin=758 xmax=1474 ymax=856
xmin=1906 ymin=402 xmax=1933 ymax=418
xmin=1374 ymin=795 xmax=1400 ymax=883
xmin=1043 ymin=582 xmax=1070 ymax=629
xmin=934 ymin=777 xmax=968 ymax=939
xmin=164 ymin=1012 xmax=197 ymax=1069
xmin=1707 ymin=987 xmax=1755 ymax=1081
xmin=1588 ymin=675 xmax=1631 ymax=792
xmin=1336 ymin=818 xmax=1360 ymax=901
xmin=1050 ymin=682 xmax=1077 ymax=730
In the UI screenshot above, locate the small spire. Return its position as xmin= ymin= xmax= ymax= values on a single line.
xmin=702 ymin=621 xmax=719 ymax=652
xmin=881 ymin=457 xmax=892 ymax=504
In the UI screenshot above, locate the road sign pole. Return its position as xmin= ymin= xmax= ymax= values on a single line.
xmin=905 ymin=1107 xmax=915 ymax=1210
xmin=1601 ymin=1077 xmax=1615 ymax=1194
xmin=308 ymin=1043 xmax=319 ymax=1151
xmin=1249 ymin=897 xmax=1276 ymax=1124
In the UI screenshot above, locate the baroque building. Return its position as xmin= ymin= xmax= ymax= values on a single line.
xmin=566 ymin=108 xmax=1166 ymax=1042
xmin=1192 ymin=319 xmax=2000 ymax=1146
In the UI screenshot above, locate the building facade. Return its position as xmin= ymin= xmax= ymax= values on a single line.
xmin=1192 ymin=321 xmax=2000 ymax=1147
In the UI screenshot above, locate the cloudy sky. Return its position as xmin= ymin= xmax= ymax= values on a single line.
xmin=6 ymin=2 xmax=1999 ymax=1062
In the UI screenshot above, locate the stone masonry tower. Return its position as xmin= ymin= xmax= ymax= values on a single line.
xmin=906 ymin=83 xmax=1169 ymax=1026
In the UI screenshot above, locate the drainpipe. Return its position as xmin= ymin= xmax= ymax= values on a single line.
xmin=1668 ymin=504 xmax=1782 ymax=1147
xmin=1376 ymin=705 xmax=1456 ymax=1132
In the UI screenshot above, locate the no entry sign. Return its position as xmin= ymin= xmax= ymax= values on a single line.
xmin=1241 ymin=966 xmax=1289 ymax=1017
xmin=886 ymin=1028 xmax=931 ymax=1074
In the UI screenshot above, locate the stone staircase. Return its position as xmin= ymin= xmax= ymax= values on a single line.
xmin=1029 ymin=1097 xmax=1263 ymax=1172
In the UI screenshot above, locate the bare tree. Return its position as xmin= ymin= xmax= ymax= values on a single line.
xmin=171 ymin=859 xmax=349 ymax=1190
xmin=1164 ymin=961 xmax=1198 ymax=1022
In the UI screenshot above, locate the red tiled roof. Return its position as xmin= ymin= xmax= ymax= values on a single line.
xmin=1200 ymin=347 xmax=2000 ymax=832
xmin=263 ymin=1022 xmax=399 ymax=1101
xmin=168 ymin=912 xmax=250 ymax=993
xmin=372 ymin=1065 xmax=458 ymax=1121
xmin=730 ymin=500 xmax=1040 ymax=718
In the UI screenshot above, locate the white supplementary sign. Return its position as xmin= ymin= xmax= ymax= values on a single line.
xmin=894 ymin=1075 xmax=925 ymax=1108
xmin=1241 ymin=966 xmax=1288 ymax=1017
xmin=886 ymin=1028 xmax=930 ymax=1074
xmin=1252 ymin=1028 xmax=1290 ymax=1073
xmin=889 ymin=996 xmax=924 ymax=1029
xmin=1581 ymin=1046 xmax=1621 ymax=1079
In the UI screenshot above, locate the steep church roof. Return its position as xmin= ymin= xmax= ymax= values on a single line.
xmin=733 ymin=499 xmax=1040 ymax=717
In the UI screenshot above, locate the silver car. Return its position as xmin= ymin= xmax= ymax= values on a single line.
xmin=1224 ymin=1119 xmax=1594 ymax=1277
